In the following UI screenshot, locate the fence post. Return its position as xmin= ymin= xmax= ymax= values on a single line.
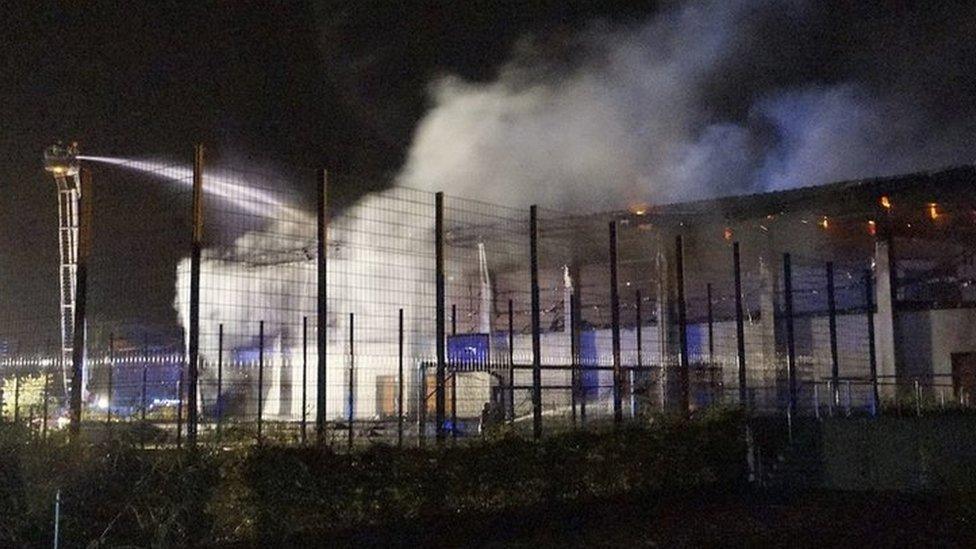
xmin=300 ymin=316 xmax=307 ymax=445
xmin=733 ymin=242 xmax=747 ymax=406
xmin=609 ymin=220 xmax=623 ymax=424
xmin=187 ymin=143 xmax=204 ymax=446
xmin=706 ymin=283 xmax=714 ymax=362
xmin=316 ymin=169 xmax=329 ymax=444
xmin=507 ymin=298 xmax=514 ymax=423
xmin=257 ymin=320 xmax=264 ymax=445
xmin=419 ymin=362 xmax=427 ymax=447
xmin=783 ymin=253 xmax=797 ymax=417
xmin=827 ymin=262 xmax=839 ymax=405
xmin=675 ymin=235 xmax=690 ymax=414
xmin=42 ymin=360 xmax=50 ymax=440
xmin=13 ymin=368 xmax=20 ymax=424
xmin=176 ymin=368 xmax=184 ymax=449
xmin=69 ymin=168 xmax=92 ymax=439
xmin=435 ymin=192 xmax=447 ymax=443
xmin=530 ymin=205 xmax=543 ymax=439
xmin=570 ymin=293 xmax=578 ymax=425
xmin=634 ymin=289 xmax=643 ymax=418
xmin=141 ymin=335 xmax=148 ymax=450
xmin=451 ymin=304 xmax=457 ymax=441
xmin=398 ymin=308 xmax=404 ymax=448
xmin=864 ymin=270 xmax=879 ymax=413
xmin=348 ymin=312 xmax=354 ymax=450
xmin=575 ymin=292 xmax=586 ymax=425
xmin=216 ymin=323 xmax=223 ymax=441
xmin=106 ymin=333 xmax=113 ymax=431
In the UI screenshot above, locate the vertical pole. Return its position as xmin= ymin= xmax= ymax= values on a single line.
xmin=575 ymin=292 xmax=586 ymax=425
xmin=301 ymin=316 xmax=308 ymax=445
xmin=783 ymin=253 xmax=798 ymax=417
xmin=507 ymin=298 xmax=515 ymax=422
xmin=106 ymin=333 xmax=113 ymax=430
xmin=42 ymin=360 xmax=50 ymax=440
xmin=419 ymin=362 xmax=427 ymax=447
xmin=398 ymin=308 xmax=404 ymax=448
xmin=733 ymin=243 xmax=747 ymax=406
xmin=216 ymin=323 xmax=223 ymax=440
xmin=635 ymin=289 xmax=643 ymax=418
xmin=316 ymin=169 xmax=329 ymax=444
xmin=257 ymin=320 xmax=264 ymax=445
xmin=706 ymin=283 xmax=714 ymax=362
xmin=675 ymin=235 xmax=690 ymax=414
xmin=188 ymin=143 xmax=204 ymax=446
xmin=141 ymin=335 xmax=148 ymax=450
xmin=570 ymin=293 xmax=578 ymax=425
xmin=69 ymin=168 xmax=92 ymax=438
xmin=530 ymin=206 xmax=543 ymax=439
xmin=827 ymin=262 xmax=840 ymax=405
xmin=864 ymin=270 xmax=879 ymax=412
xmin=451 ymin=304 xmax=457 ymax=441
xmin=435 ymin=192 xmax=447 ymax=442
xmin=609 ymin=221 xmax=623 ymax=424
xmin=176 ymin=368 xmax=183 ymax=449
xmin=13 ymin=369 xmax=20 ymax=424
xmin=348 ymin=313 xmax=354 ymax=450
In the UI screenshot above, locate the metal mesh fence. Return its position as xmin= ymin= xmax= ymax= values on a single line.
xmin=5 ymin=159 xmax=976 ymax=444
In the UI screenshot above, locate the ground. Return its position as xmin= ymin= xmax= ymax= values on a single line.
xmin=326 ymin=489 xmax=976 ymax=548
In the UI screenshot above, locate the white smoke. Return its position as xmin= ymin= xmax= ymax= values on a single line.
xmin=396 ymin=0 xmax=976 ymax=210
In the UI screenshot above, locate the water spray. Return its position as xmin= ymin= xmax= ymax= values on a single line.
xmin=78 ymin=155 xmax=285 ymax=215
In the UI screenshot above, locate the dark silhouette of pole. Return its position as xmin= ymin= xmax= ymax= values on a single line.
xmin=187 ymin=143 xmax=204 ymax=446
xmin=530 ymin=205 xmax=542 ymax=439
xmin=316 ymin=169 xmax=329 ymax=444
xmin=301 ymin=316 xmax=308 ymax=445
xmin=257 ymin=320 xmax=264 ymax=445
xmin=435 ymin=192 xmax=447 ymax=442
xmin=216 ymin=323 xmax=223 ymax=441
xmin=827 ymin=262 xmax=840 ymax=404
xmin=609 ymin=221 xmax=623 ymax=424
xmin=508 ymin=298 xmax=515 ymax=422
xmin=348 ymin=312 xmax=354 ymax=450
xmin=106 ymin=333 xmax=114 ymax=430
xmin=451 ymin=304 xmax=457 ymax=440
xmin=675 ymin=235 xmax=690 ymax=414
xmin=706 ymin=283 xmax=714 ymax=362
xmin=783 ymin=253 xmax=797 ymax=417
xmin=398 ymin=308 xmax=404 ymax=448
xmin=865 ymin=269 xmax=880 ymax=411
xmin=141 ymin=334 xmax=148 ymax=450
xmin=733 ymin=242 xmax=747 ymax=405
xmin=570 ymin=293 xmax=578 ymax=424
xmin=69 ymin=168 xmax=92 ymax=438
xmin=635 ymin=289 xmax=643 ymax=418
xmin=176 ymin=368 xmax=184 ymax=449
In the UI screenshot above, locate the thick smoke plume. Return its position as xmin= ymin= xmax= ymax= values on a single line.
xmin=396 ymin=0 xmax=976 ymax=211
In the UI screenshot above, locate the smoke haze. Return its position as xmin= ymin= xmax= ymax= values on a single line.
xmin=396 ymin=0 xmax=976 ymax=211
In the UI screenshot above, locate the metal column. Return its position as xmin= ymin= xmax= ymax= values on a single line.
xmin=530 ymin=205 xmax=542 ymax=439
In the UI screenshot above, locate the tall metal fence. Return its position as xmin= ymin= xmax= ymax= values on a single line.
xmin=3 ymin=156 xmax=976 ymax=447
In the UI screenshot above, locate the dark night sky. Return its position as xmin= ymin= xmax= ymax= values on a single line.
xmin=0 ymin=1 xmax=661 ymax=340
xmin=2 ymin=1 xmax=976 ymax=343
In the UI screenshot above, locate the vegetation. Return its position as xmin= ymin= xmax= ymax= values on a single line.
xmin=0 ymin=408 xmax=746 ymax=546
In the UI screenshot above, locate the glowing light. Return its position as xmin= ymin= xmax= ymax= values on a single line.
xmin=928 ymin=202 xmax=939 ymax=220
xmin=97 ymin=396 xmax=109 ymax=410
xmin=867 ymin=220 xmax=877 ymax=236
xmin=723 ymin=227 xmax=733 ymax=241
xmin=880 ymin=195 xmax=892 ymax=209
xmin=629 ymin=202 xmax=649 ymax=216
xmin=819 ymin=216 xmax=829 ymax=230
